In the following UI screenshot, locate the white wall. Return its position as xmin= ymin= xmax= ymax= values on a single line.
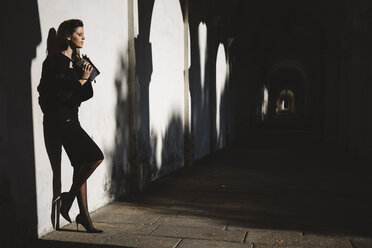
xmin=29 ymin=0 xmax=230 ymax=238
xmin=31 ymin=0 xmax=129 ymax=236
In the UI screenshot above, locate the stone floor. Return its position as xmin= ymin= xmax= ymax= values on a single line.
xmin=32 ymin=131 xmax=372 ymax=248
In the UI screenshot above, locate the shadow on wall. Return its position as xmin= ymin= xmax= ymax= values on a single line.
xmin=226 ymin=43 xmax=237 ymax=146
xmin=109 ymin=53 xmax=184 ymax=195
xmin=109 ymin=0 xmax=228 ymax=197
xmin=0 ymin=0 xmax=41 ymax=247
xmin=108 ymin=53 xmax=130 ymax=198
xmin=109 ymin=0 xmax=156 ymax=196
xmin=150 ymin=115 xmax=184 ymax=179
xmin=189 ymin=20 xmax=211 ymax=160
xmin=110 ymin=50 xmax=184 ymax=195
xmin=134 ymin=0 xmax=155 ymax=190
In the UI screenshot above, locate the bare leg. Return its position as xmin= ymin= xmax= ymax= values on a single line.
xmin=76 ymin=181 xmax=89 ymax=217
xmin=75 ymin=175 xmax=96 ymax=230
xmin=71 ymin=159 xmax=103 ymax=197
xmin=60 ymin=159 xmax=103 ymax=219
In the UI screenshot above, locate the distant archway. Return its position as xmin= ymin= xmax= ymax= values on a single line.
xmin=263 ymin=60 xmax=309 ymax=121
xmin=276 ymin=89 xmax=295 ymax=113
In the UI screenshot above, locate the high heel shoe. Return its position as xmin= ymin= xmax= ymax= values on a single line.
xmin=51 ymin=196 xmax=60 ymax=230
xmin=53 ymin=192 xmax=72 ymax=223
xmin=76 ymin=214 xmax=103 ymax=233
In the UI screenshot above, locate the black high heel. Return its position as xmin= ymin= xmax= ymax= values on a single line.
xmin=53 ymin=192 xmax=72 ymax=223
xmin=76 ymin=214 xmax=103 ymax=233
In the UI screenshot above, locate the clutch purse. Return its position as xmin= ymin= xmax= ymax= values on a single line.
xmin=75 ymin=56 xmax=100 ymax=81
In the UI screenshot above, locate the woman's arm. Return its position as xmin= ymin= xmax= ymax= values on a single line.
xmin=54 ymin=70 xmax=87 ymax=106
xmin=53 ymin=56 xmax=94 ymax=106
xmin=80 ymin=80 xmax=94 ymax=102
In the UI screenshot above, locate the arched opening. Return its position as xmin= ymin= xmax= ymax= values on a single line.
xmin=276 ymin=89 xmax=295 ymax=114
xmin=261 ymin=60 xmax=309 ymax=125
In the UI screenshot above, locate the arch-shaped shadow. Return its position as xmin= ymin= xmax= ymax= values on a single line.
xmin=134 ymin=0 xmax=155 ymax=189
xmin=188 ymin=19 xmax=211 ymax=160
xmin=109 ymin=53 xmax=131 ymax=196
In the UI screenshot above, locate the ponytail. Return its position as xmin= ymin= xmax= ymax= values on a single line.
xmin=46 ymin=28 xmax=58 ymax=56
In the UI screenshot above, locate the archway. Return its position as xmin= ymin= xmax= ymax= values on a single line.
xmin=276 ymin=89 xmax=295 ymax=114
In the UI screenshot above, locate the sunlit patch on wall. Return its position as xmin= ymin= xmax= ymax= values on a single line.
xmin=149 ymin=0 xmax=184 ymax=170
xmin=198 ymin=22 xmax=207 ymax=90
xmin=261 ymin=85 xmax=269 ymax=120
xmin=216 ymin=43 xmax=227 ymax=149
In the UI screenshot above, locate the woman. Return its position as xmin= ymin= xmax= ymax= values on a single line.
xmin=38 ymin=19 xmax=104 ymax=233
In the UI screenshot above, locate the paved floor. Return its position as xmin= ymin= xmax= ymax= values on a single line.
xmin=32 ymin=131 xmax=372 ymax=248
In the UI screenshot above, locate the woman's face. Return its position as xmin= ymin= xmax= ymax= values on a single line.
xmin=68 ymin=26 xmax=85 ymax=48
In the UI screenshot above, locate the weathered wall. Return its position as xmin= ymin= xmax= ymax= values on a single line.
xmin=31 ymin=0 xmax=131 ymax=236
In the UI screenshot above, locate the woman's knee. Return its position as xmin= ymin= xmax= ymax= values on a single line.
xmin=96 ymin=159 xmax=103 ymax=166
xmin=97 ymin=151 xmax=104 ymax=164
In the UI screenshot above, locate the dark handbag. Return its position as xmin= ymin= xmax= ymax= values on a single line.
xmin=75 ymin=56 xmax=100 ymax=81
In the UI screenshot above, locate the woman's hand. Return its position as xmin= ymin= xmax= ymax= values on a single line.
xmin=82 ymin=61 xmax=93 ymax=79
xmin=79 ymin=54 xmax=93 ymax=85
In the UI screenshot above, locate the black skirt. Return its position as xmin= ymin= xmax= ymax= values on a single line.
xmin=43 ymin=118 xmax=104 ymax=167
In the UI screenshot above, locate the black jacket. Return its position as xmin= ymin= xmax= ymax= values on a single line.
xmin=37 ymin=53 xmax=93 ymax=122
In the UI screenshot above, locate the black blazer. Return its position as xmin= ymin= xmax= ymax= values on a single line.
xmin=38 ymin=53 xmax=94 ymax=122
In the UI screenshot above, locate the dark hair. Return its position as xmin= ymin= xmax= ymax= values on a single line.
xmin=46 ymin=19 xmax=84 ymax=61
xmin=46 ymin=28 xmax=58 ymax=56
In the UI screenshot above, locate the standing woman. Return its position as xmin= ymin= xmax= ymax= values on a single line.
xmin=38 ymin=19 xmax=104 ymax=233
